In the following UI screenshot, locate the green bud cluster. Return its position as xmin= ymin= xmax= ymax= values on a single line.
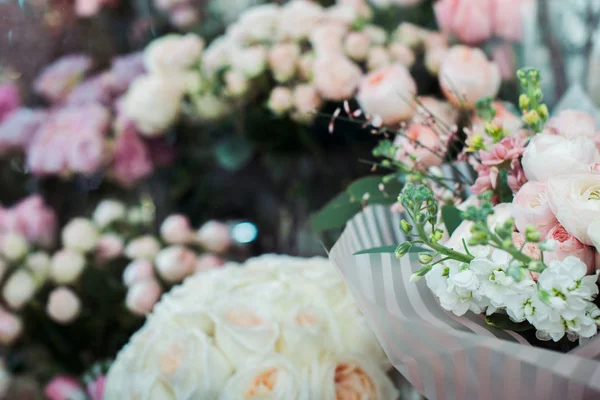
xmin=516 ymin=68 xmax=548 ymax=133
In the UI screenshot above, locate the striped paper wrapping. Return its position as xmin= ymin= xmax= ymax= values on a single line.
xmin=330 ymin=205 xmax=600 ymax=400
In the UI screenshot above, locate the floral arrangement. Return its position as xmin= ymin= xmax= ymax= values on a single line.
xmin=103 ymin=255 xmax=397 ymax=399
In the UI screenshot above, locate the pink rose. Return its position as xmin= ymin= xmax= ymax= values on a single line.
xmin=0 ymin=108 xmax=47 ymax=154
xmin=44 ymin=376 xmax=85 ymax=400
xmin=33 ymin=55 xmax=93 ymax=103
xmin=195 ymin=253 xmax=225 ymax=273
xmin=126 ymin=279 xmax=162 ymax=315
xmin=160 ymin=214 xmax=193 ymax=244
xmin=86 ymin=375 xmax=106 ymax=400
xmin=545 ymin=225 xmax=595 ymax=273
xmin=268 ymin=43 xmax=301 ymax=82
xmin=357 ymin=64 xmax=417 ymax=125
xmin=96 ymin=234 xmax=124 ymax=262
xmin=0 ymin=83 xmax=20 ymax=123
xmin=292 ymin=84 xmax=322 ymax=122
xmin=388 ymin=43 xmax=416 ymax=67
xmin=313 ymin=55 xmax=362 ymax=101
xmin=543 ymin=110 xmax=598 ymax=141
xmin=512 ymin=182 xmax=558 ymax=237
xmin=110 ymin=128 xmax=153 ymax=188
xmin=394 ymin=123 xmax=444 ymax=168
xmin=278 ymin=0 xmax=325 ymax=41
xmin=196 ymin=220 xmax=232 ymax=253
xmin=0 ymin=195 xmax=57 ymax=248
xmin=310 ymin=23 xmax=348 ymax=56
xmin=439 ymin=45 xmax=501 ymax=109
xmin=434 ymin=0 xmax=493 ymax=44
xmin=511 ymin=232 xmax=542 ymax=260
xmin=344 ymin=31 xmax=372 ymax=61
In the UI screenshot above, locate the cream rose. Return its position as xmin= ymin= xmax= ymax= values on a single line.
xmin=512 ymin=181 xmax=558 ymax=236
xmin=547 ymin=172 xmax=600 ymax=246
xmin=219 ymin=353 xmax=305 ymax=399
xmin=344 ymin=31 xmax=371 ymax=61
xmin=144 ymin=33 xmax=204 ymax=74
xmin=268 ymin=43 xmax=301 ymax=83
xmin=277 ymin=0 xmax=324 ymax=40
xmin=3 ymin=270 xmax=36 ymax=310
xmin=231 ymin=46 xmax=268 ymax=79
xmin=92 ymin=199 xmax=126 ymax=228
xmin=310 ymin=23 xmax=347 ymax=56
xmin=230 ymin=4 xmax=280 ymax=44
xmin=62 ymin=218 xmax=99 ymax=253
xmin=522 ymin=134 xmax=600 ymax=182
xmin=0 ymin=232 xmax=29 ymax=262
xmin=313 ymin=54 xmax=362 ymax=101
xmin=124 ymin=235 xmax=161 ymax=261
xmin=357 ymin=64 xmax=417 ymax=125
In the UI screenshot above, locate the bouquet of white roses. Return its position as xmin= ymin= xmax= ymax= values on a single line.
xmin=104 ymin=255 xmax=399 ymax=399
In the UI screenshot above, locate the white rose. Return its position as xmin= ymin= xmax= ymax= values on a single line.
xmin=202 ymin=37 xmax=233 ymax=77
xmin=124 ymin=235 xmax=161 ymax=261
xmin=50 ymin=249 xmax=86 ymax=284
xmin=46 ymin=286 xmax=81 ymax=324
xmin=122 ymin=75 xmax=184 ymax=136
xmin=309 ymin=23 xmax=347 ymax=55
xmin=224 ymin=70 xmax=249 ymax=98
xmin=213 ymin=297 xmax=280 ymax=368
xmin=219 ymin=353 xmax=305 ymax=399
xmin=307 ymin=354 xmax=398 ymax=400
xmin=589 ymin=220 xmax=600 ymax=249
xmin=228 ymin=4 xmax=280 ymax=44
xmin=155 ymin=245 xmax=196 ymax=283
xmin=357 ymin=64 xmax=417 ymax=125
xmin=1 ymin=232 xmax=29 ymax=261
xmin=92 ymin=200 xmax=126 ymax=228
xmin=105 ymin=321 xmax=233 ymax=399
xmin=522 ymin=134 xmax=600 ymax=182
xmin=144 ymin=33 xmax=204 ymax=74
xmin=3 ymin=270 xmax=36 ymax=310
xmin=62 ymin=218 xmax=99 ymax=253
xmin=160 ymin=214 xmax=193 ymax=245
xmin=547 ymin=173 xmax=600 ymax=246
xmin=344 ymin=31 xmax=372 ymax=61
xmin=25 ymin=251 xmax=51 ymax=283
xmin=230 ymin=46 xmax=267 ymax=78
xmin=277 ymin=0 xmax=325 ymax=40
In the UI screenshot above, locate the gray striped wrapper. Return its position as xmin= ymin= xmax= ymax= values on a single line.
xmin=330 ymin=205 xmax=600 ymax=400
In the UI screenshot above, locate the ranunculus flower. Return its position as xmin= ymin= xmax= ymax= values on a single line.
xmin=230 ymin=45 xmax=268 ymax=78
xmin=96 ymin=234 xmax=124 ymax=261
xmin=358 ymin=64 xmax=417 ymax=125
xmin=50 ymin=249 xmax=86 ymax=284
xmin=344 ymin=31 xmax=372 ymax=61
xmin=110 ymin=128 xmax=153 ymax=187
xmin=92 ymin=199 xmax=126 ymax=229
xmin=522 ymin=134 xmax=600 ymax=182
xmin=125 ymin=235 xmax=161 ymax=260
xmin=547 ymin=172 xmax=600 ymax=246
xmin=0 ymin=82 xmax=20 ymax=123
xmin=3 ymin=270 xmax=36 ymax=310
xmin=219 ymin=353 xmax=305 ymax=399
xmin=544 ymin=225 xmax=595 ymax=273
xmin=277 ymin=0 xmax=325 ymax=40
xmin=228 ymin=4 xmax=280 ymax=44
xmin=62 ymin=218 xmax=99 ymax=253
xmin=144 ymin=33 xmax=204 ymax=74
xmin=0 ymin=310 xmax=22 ymax=345
xmin=394 ymin=123 xmax=444 ymax=168
xmin=196 ymin=220 xmax=232 ymax=253
xmin=33 ymin=55 xmax=93 ymax=103
xmin=44 ymin=376 xmax=85 ymax=400
xmin=122 ymin=259 xmax=155 ymax=287
xmin=160 ymin=214 xmax=193 ymax=244
xmin=439 ymin=45 xmax=500 ymax=109
xmin=126 ymin=279 xmax=162 ymax=315
xmin=543 ymin=110 xmax=598 ymax=141
xmin=46 ymin=287 xmax=81 ymax=324
xmin=313 ymin=54 xmax=362 ymax=101
xmin=0 ymin=108 xmax=47 ymax=153
xmin=155 ymin=245 xmax=196 ymax=283
xmin=268 ymin=43 xmax=301 ymax=83
xmin=512 ymin=181 xmax=558 ymax=237
xmin=310 ymin=23 xmax=348 ymax=56
xmin=268 ymin=87 xmax=294 ymax=115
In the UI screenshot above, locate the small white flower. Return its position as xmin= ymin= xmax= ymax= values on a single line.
xmin=62 ymin=218 xmax=99 ymax=253
xmin=1 ymin=232 xmax=29 ymax=262
xmin=92 ymin=200 xmax=126 ymax=229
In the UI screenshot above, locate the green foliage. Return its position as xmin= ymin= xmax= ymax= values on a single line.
xmin=496 ymin=169 xmax=514 ymax=203
xmin=441 ymin=205 xmax=463 ymax=236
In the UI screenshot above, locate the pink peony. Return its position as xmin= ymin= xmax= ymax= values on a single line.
xmin=0 ymin=195 xmax=57 ymax=248
xmin=65 ymin=74 xmax=113 ymax=105
xmin=86 ymin=376 xmax=106 ymax=400
xmin=512 ymin=181 xmax=558 ymax=237
xmin=110 ymin=127 xmax=153 ymax=187
xmin=545 ymin=225 xmax=595 ymax=273
xmin=126 ymin=279 xmax=162 ymax=315
xmin=543 ymin=110 xmax=598 ymax=141
xmin=0 ymin=108 xmax=47 ymax=153
xmin=33 ymin=55 xmax=93 ymax=103
xmin=44 ymin=376 xmax=85 ymax=400
xmin=313 ymin=54 xmax=362 ymax=101
xmin=268 ymin=42 xmax=301 ymax=82
xmin=0 ymin=82 xmax=20 ymax=123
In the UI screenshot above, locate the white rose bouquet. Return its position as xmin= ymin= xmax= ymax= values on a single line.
xmin=104 ymin=255 xmax=398 ymax=399
xmin=328 ymin=68 xmax=600 ymax=399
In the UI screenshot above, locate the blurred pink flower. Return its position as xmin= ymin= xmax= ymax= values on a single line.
xmin=86 ymin=375 xmax=106 ymax=400
xmin=106 ymin=53 xmax=145 ymax=95
xmin=44 ymin=376 xmax=85 ymax=400
xmin=33 ymin=55 xmax=93 ymax=103
xmin=480 ymin=136 xmax=526 ymax=166
xmin=394 ymin=123 xmax=444 ymax=169
xmin=66 ymin=74 xmax=113 ymax=105
xmin=0 ymin=108 xmax=47 ymax=153
xmin=75 ymin=0 xmax=119 ymax=17
xmin=545 ymin=225 xmax=596 ymax=274
xmin=110 ymin=128 xmax=153 ymax=187
xmin=0 ymin=83 xmax=20 ymax=123
xmin=0 ymin=195 xmax=57 ymax=248
xmin=145 ymin=137 xmax=177 ymax=167
xmin=195 ymin=253 xmax=225 ymax=273
xmin=27 ymin=104 xmax=110 ymax=177
xmin=491 ymin=44 xmax=516 ymax=81
xmin=543 ymin=110 xmax=598 ymax=141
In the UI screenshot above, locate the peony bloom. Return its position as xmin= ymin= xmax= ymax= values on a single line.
xmin=0 ymin=82 xmax=20 ymax=123
xmin=544 ymin=225 xmax=595 ymax=273
xmin=0 ymin=195 xmax=57 ymax=248
xmin=46 ymin=287 xmax=81 ymax=324
xmin=196 ymin=220 xmax=232 ymax=253
xmin=110 ymin=127 xmax=153 ymax=187
xmin=357 ymin=64 xmax=417 ymax=125
xmin=512 ymin=181 xmax=558 ymax=237
xmin=277 ymin=0 xmax=325 ymax=40
xmin=268 ymin=87 xmax=294 ymax=115
xmin=439 ymin=45 xmax=501 ymax=109
xmin=125 ymin=279 xmax=162 ymax=315
xmin=62 ymin=218 xmax=99 ymax=253
xmin=546 ymin=173 xmax=600 ymax=246
xmin=160 ymin=214 xmax=193 ymax=244
xmin=0 ymin=108 xmax=47 ymax=154
xmin=543 ymin=110 xmax=598 ymax=141
xmin=268 ymin=43 xmax=301 ymax=83
xmin=394 ymin=123 xmax=444 ymax=168
xmin=521 ymin=134 xmax=600 ymax=182
xmin=144 ymin=34 xmax=204 ymax=74
xmin=0 ymin=310 xmax=22 ymax=345
xmin=33 ymin=55 xmax=93 ymax=103
xmin=44 ymin=376 xmax=85 ymax=400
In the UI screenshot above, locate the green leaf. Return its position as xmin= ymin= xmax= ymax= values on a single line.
xmin=441 ymin=205 xmax=463 ymax=236
xmin=215 ymin=137 xmax=254 ymax=171
xmin=311 ymin=176 xmax=403 ymax=232
xmin=485 ymin=314 xmax=533 ymax=332
xmin=353 ymin=244 xmax=430 ymax=255
xmin=497 ymin=169 xmax=514 ymax=203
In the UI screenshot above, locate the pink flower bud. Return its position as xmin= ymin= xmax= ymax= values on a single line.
xmin=122 ymin=259 xmax=155 ymax=287
xmin=0 ymin=310 xmax=22 ymax=344
xmin=160 ymin=214 xmax=193 ymax=245
xmin=96 ymin=234 xmax=124 ymax=262
xmin=126 ymin=279 xmax=162 ymax=316
xmin=155 ymin=246 xmax=196 ymax=283
xmin=86 ymin=375 xmax=106 ymax=400
xmin=46 ymin=287 xmax=81 ymax=324
xmin=195 ymin=253 xmax=225 ymax=273
xmin=196 ymin=220 xmax=232 ymax=253
xmin=124 ymin=235 xmax=161 ymax=260
xmin=44 ymin=376 xmax=85 ymax=400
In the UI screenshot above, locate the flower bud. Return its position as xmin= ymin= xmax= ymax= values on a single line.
xmin=155 ymin=246 xmax=196 ymax=283
xmin=518 ymin=94 xmax=530 ymax=110
xmin=3 ymin=270 xmax=36 ymax=310
xmin=26 ymin=251 xmax=51 ymax=283
xmin=62 ymin=218 xmax=99 ymax=253
xmin=224 ymin=70 xmax=249 ymax=97
xmin=196 ymin=221 xmax=232 ymax=253
xmin=418 ymin=253 xmax=433 ymax=264
xmin=195 ymin=253 xmax=225 ymax=273
xmin=125 ymin=279 xmax=162 ymax=316
xmin=537 ymin=104 xmax=549 ymax=120
xmin=160 ymin=214 xmax=193 ymax=245
xmin=124 ymin=235 xmax=160 ymax=261
xmin=1 ymin=232 xmax=29 ymax=262
xmin=92 ymin=200 xmax=126 ymax=229
xmin=410 ymin=264 xmax=432 ymax=282
xmin=50 ymin=249 xmax=86 ymax=284
xmin=395 ymin=242 xmax=412 ymax=258
xmin=96 ymin=234 xmax=124 ymax=262
xmin=0 ymin=311 xmax=22 ymax=344
xmin=524 ymin=226 xmax=541 ymax=243
xmin=400 ymin=219 xmax=413 ymax=234
xmin=122 ymin=260 xmax=155 ymax=287
xmin=522 ymin=110 xmax=540 ymax=126
xmin=46 ymin=287 xmax=81 ymax=324
xmin=44 ymin=376 xmax=85 ymax=400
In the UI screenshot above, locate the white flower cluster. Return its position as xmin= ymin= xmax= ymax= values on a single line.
xmin=426 ymin=218 xmax=600 ymax=342
xmin=105 ymin=255 xmax=397 ymax=399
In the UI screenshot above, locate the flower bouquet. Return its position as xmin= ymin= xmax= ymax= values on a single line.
xmin=329 ymin=68 xmax=600 ymax=398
